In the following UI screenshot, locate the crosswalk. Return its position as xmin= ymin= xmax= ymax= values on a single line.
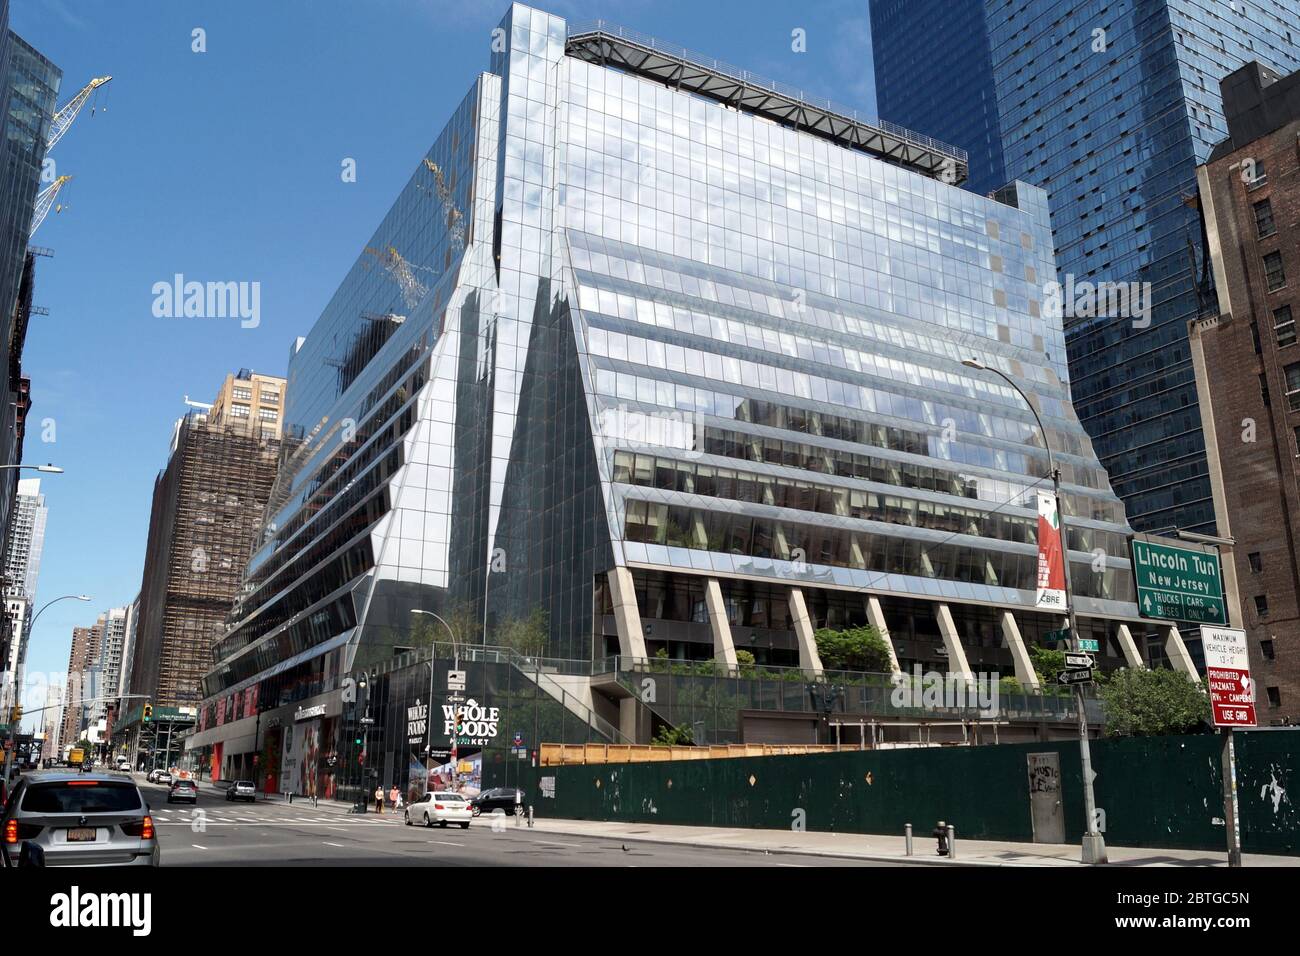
xmin=149 ymin=806 xmax=405 ymax=827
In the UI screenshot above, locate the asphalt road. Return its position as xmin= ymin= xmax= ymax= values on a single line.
xmin=137 ymin=778 xmax=890 ymax=867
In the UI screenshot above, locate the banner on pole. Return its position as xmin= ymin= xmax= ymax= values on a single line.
xmin=1035 ymin=490 xmax=1067 ymax=611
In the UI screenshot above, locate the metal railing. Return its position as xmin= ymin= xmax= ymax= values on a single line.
xmin=567 ymin=19 xmax=968 ymax=164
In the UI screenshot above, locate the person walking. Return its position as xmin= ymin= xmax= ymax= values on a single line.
xmin=374 ymin=785 xmax=384 ymax=813
xmin=389 ymin=784 xmax=401 ymax=812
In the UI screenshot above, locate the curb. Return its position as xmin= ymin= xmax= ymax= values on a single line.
xmin=524 ymin=821 xmax=1046 ymax=868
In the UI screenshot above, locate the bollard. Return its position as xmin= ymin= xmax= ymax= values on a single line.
xmin=904 ymin=823 xmax=913 ymax=856
xmin=947 ymin=824 xmax=956 ymax=860
xmin=528 ymin=804 xmax=534 ymax=828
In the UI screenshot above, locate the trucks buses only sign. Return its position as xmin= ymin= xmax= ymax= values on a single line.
xmin=1202 ymin=626 xmax=1256 ymax=728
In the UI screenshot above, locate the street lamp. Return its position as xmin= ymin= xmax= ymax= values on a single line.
xmin=0 ymin=463 xmax=63 ymax=474
xmin=962 ymin=357 xmax=1107 ymax=865
xmin=411 ymin=609 xmax=459 ymax=670
xmin=411 ymin=610 xmax=459 ymax=790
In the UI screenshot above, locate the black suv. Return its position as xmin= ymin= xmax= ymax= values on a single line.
xmin=469 ymin=787 xmax=524 ymax=817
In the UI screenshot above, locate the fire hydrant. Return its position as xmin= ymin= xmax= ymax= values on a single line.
xmin=933 ymin=820 xmax=950 ymax=856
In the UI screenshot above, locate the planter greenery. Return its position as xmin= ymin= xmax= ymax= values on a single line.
xmin=1101 ymin=667 xmax=1211 ymax=737
xmin=813 ymin=624 xmax=893 ymax=672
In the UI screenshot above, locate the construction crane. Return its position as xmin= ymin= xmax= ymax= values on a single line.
xmin=29 ymin=175 xmax=71 ymax=236
xmin=47 ymin=75 xmax=111 ymax=152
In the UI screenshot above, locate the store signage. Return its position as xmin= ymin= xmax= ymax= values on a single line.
xmin=1034 ymin=491 xmax=1066 ymax=611
xmin=1203 ymin=626 xmax=1257 ymax=728
xmin=294 ymin=704 xmax=326 ymax=722
xmin=443 ymin=698 xmax=499 ymax=746
xmin=407 ymin=702 xmax=429 ymax=744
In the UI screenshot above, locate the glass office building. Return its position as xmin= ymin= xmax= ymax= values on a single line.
xmin=193 ymin=4 xmax=1182 ymax=788
xmin=872 ymin=0 xmax=1300 ymax=535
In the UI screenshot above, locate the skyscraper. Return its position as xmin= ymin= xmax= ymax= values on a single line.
xmin=127 ymin=371 xmax=285 ymax=708
xmin=193 ymin=5 xmax=1187 ymax=782
xmin=59 ymin=622 xmax=100 ymax=748
xmin=2 ymin=477 xmax=46 ymax=695
xmin=871 ymin=0 xmax=1300 ymax=534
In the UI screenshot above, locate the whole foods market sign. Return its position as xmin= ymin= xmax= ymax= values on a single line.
xmin=444 ymin=698 xmax=499 ymax=747
xmin=1131 ymin=538 xmax=1226 ymax=625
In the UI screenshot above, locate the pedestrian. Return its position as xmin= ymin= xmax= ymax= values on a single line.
xmin=374 ymin=785 xmax=384 ymax=813
xmin=388 ymin=784 xmax=400 ymax=811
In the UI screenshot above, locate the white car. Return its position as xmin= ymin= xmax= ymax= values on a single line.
xmin=404 ymin=791 xmax=472 ymax=828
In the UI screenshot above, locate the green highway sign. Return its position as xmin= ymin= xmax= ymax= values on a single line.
xmin=1077 ymin=638 xmax=1099 ymax=653
xmin=1041 ymin=627 xmax=1070 ymax=646
xmin=1131 ymin=538 xmax=1226 ymax=625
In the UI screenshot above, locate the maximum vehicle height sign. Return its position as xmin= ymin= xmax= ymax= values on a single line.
xmin=1202 ymin=626 xmax=1256 ymax=728
xmin=1130 ymin=537 xmax=1226 ymax=625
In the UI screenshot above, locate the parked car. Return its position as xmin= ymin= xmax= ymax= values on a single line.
xmin=154 ymin=771 xmax=172 ymax=785
xmin=1 ymin=771 xmax=159 ymax=867
xmin=167 ymin=779 xmax=198 ymax=804
xmin=225 ymin=780 xmax=256 ymax=802
xmin=404 ymin=791 xmax=472 ymax=828
xmin=470 ymin=787 xmax=524 ymax=817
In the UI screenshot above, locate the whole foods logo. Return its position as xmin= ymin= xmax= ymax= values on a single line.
xmin=443 ymin=698 xmax=499 ymax=746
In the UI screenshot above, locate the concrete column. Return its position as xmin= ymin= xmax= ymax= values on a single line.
xmin=787 ymin=588 xmax=825 ymax=675
xmin=607 ymin=567 xmax=647 ymax=661
xmin=618 ymin=698 xmax=648 ymax=743
xmin=999 ymin=611 xmax=1039 ymax=689
xmin=935 ymin=603 xmax=975 ymax=683
xmin=864 ymin=596 xmax=903 ymax=676
xmin=1164 ymin=625 xmax=1202 ymax=684
xmin=704 ymin=577 xmax=738 ymax=667
xmin=1115 ymin=624 xmax=1145 ymax=669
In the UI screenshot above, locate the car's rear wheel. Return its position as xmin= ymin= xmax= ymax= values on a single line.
xmin=439 ymin=821 xmax=447 ymax=828
xmin=460 ymin=822 xmax=470 ymax=829
xmin=423 ymin=813 xmax=431 ymax=827
xmin=404 ymin=812 xmax=411 ymax=826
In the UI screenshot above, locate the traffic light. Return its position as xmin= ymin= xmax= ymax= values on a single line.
xmin=8 ymin=705 xmax=20 ymax=724
xmin=454 ymin=708 xmax=465 ymax=736
xmin=143 ymin=703 xmax=153 ymax=723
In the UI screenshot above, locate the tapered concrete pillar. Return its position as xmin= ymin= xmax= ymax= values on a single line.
xmin=704 ymin=577 xmax=738 ymax=667
xmin=787 ymin=588 xmax=825 ymax=675
xmin=935 ymin=603 xmax=975 ymax=683
xmin=999 ymin=611 xmax=1039 ymax=689
xmin=1115 ymin=624 xmax=1145 ymax=669
xmin=864 ymin=596 xmax=902 ymax=676
xmin=1164 ymin=625 xmax=1202 ymax=683
xmin=607 ymin=567 xmax=647 ymax=661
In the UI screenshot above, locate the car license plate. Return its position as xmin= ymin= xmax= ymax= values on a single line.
xmin=66 ymin=828 xmax=96 ymax=842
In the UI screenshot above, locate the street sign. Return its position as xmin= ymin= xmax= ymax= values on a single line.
xmin=359 ymin=716 xmax=375 ymax=726
xmin=1202 ymin=626 xmax=1256 ymax=728
xmin=1076 ymin=638 xmax=1100 ymax=653
xmin=1131 ymin=538 xmax=1226 ymax=625
xmin=1041 ymin=627 xmax=1070 ymax=646
xmin=1057 ymin=668 xmax=1094 ymax=686
xmin=447 ymin=670 xmax=466 ymax=691
xmin=1065 ymin=653 xmax=1095 ymax=669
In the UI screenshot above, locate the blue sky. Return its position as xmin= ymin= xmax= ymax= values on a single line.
xmin=11 ymin=0 xmax=876 ymax=722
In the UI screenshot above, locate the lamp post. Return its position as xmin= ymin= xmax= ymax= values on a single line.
xmin=962 ymin=358 xmax=1107 ymax=865
xmin=3 ymin=593 xmax=90 ymax=783
xmin=412 ymin=610 xmax=459 ymax=789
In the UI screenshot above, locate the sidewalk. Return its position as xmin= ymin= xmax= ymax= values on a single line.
xmin=521 ymin=818 xmax=1299 ymax=867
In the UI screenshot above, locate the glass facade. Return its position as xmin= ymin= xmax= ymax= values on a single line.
xmin=871 ymin=0 xmax=1300 ymax=534
xmin=198 ymin=4 xmax=1157 ymax=785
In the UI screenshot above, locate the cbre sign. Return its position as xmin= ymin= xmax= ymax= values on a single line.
xmin=1131 ymin=537 xmax=1226 ymax=625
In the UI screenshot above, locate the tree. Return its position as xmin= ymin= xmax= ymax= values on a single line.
xmin=409 ymin=601 xmax=482 ymax=657
xmin=813 ymin=624 xmax=893 ymax=672
xmin=1027 ymin=644 xmax=1065 ymax=686
xmin=1101 ymin=667 xmax=1211 ymax=737
xmin=494 ymin=606 xmax=549 ymax=657
xmin=652 ymin=723 xmax=695 ymax=746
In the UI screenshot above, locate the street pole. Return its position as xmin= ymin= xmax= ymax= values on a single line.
xmin=964 ymin=359 xmax=1106 ymax=864
xmin=1221 ymin=727 xmax=1242 ymax=866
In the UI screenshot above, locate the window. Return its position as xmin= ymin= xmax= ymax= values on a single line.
xmin=259 ymin=390 xmax=279 ymax=404
xmin=258 ymin=408 xmax=278 ymax=421
xmin=1248 ymin=552 xmax=1262 ymax=572
xmin=1254 ymin=594 xmax=1269 ymax=617
xmin=232 ymin=386 xmax=252 ymax=401
xmin=1267 ymin=686 xmax=1281 ymax=707
xmin=1264 ymin=251 xmax=1286 ymax=291
xmin=231 ymin=403 xmax=250 ymax=418
xmin=1246 ymin=158 xmax=1267 ymax=188
xmin=1275 ymin=306 xmax=1295 ymax=347
xmin=1286 ymin=364 xmax=1300 ymax=411
xmin=1260 ymin=639 xmax=1274 ymax=660
xmin=1254 ymin=198 xmax=1276 ymax=238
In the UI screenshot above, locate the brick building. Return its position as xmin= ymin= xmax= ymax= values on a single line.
xmin=1190 ymin=62 xmax=1300 ymax=724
